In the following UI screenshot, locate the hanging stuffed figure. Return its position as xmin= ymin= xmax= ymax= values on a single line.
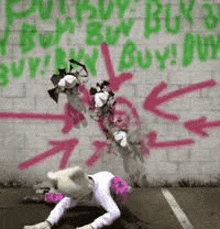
xmin=23 ymin=166 xmax=148 ymax=229
xmin=89 ymin=80 xmax=115 ymax=120
xmin=48 ymin=59 xmax=89 ymax=113
xmin=47 ymin=59 xmax=89 ymax=128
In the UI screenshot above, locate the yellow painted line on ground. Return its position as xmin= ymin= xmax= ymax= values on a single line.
xmin=161 ymin=188 xmax=194 ymax=229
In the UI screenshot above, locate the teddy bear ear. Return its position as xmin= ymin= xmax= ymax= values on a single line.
xmin=47 ymin=172 xmax=58 ymax=181
xmin=68 ymin=166 xmax=85 ymax=181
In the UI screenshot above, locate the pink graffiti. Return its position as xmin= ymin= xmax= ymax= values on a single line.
xmin=101 ymin=42 xmax=133 ymax=92
xmin=85 ymin=141 xmax=107 ymax=167
xmin=184 ymin=116 xmax=220 ymax=137
xmin=0 ymin=103 xmax=84 ymax=133
xmin=114 ymin=96 xmax=141 ymax=130
xmin=143 ymin=79 xmax=217 ymax=121
xmin=66 ymin=103 xmax=86 ymax=127
xmin=146 ymin=131 xmax=195 ymax=149
xmin=78 ymin=84 xmax=91 ymax=106
xmin=17 ymin=138 xmax=79 ymax=170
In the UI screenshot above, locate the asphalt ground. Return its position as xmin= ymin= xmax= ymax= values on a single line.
xmin=0 ymin=187 xmax=220 ymax=229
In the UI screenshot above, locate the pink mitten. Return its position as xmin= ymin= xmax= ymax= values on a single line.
xmin=77 ymin=224 xmax=94 ymax=229
xmin=23 ymin=221 xmax=51 ymax=229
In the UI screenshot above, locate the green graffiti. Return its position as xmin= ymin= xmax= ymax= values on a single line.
xmin=144 ymin=0 xmax=162 ymax=39
xmin=0 ymin=64 xmax=9 ymax=88
xmin=99 ymin=0 xmax=114 ymax=19
xmin=0 ymin=25 xmax=10 ymax=56
xmin=182 ymin=33 xmax=195 ymax=67
xmin=28 ymin=57 xmax=41 ymax=78
xmin=20 ymin=23 xmax=37 ymax=54
xmin=155 ymin=46 xmax=170 ymax=70
xmin=106 ymin=18 xmax=134 ymax=45
xmin=170 ymin=44 xmax=177 ymax=65
xmin=59 ymin=0 xmax=67 ymax=15
xmin=76 ymin=0 xmax=98 ymax=24
xmin=120 ymin=18 xmax=135 ymax=36
xmin=69 ymin=48 xmax=85 ymax=62
xmin=118 ymin=39 xmax=136 ymax=71
xmin=137 ymin=48 xmax=152 ymax=70
xmin=39 ymin=32 xmax=54 ymax=49
xmin=202 ymin=3 xmax=218 ymax=30
xmin=84 ymin=48 xmax=99 ymax=76
xmin=86 ymin=21 xmax=103 ymax=45
xmin=11 ymin=57 xmax=25 ymax=78
xmin=180 ymin=0 xmax=195 ymax=25
xmin=38 ymin=0 xmax=53 ymax=19
xmin=106 ymin=25 xmax=121 ymax=45
xmin=5 ymin=0 xmax=37 ymax=26
xmin=55 ymin=47 xmax=68 ymax=72
xmin=44 ymin=54 xmax=51 ymax=67
xmin=165 ymin=4 xmax=181 ymax=34
xmin=209 ymin=34 xmax=220 ymax=60
xmin=54 ymin=17 xmax=75 ymax=45
xmin=115 ymin=0 xmax=130 ymax=18
xmin=196 ymin=35 xmax=209 ymax=62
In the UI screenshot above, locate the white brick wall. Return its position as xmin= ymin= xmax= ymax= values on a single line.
xmin=1 ymin=0 xmax=220 ymax=185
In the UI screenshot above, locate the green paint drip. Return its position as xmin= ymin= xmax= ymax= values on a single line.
xmin=118 ymin=39 xmax=136 ymax=71
xmin=182 ymin=33 xmax=195 ymax=67
xmin=155 ymin=46 xmax=170 ymax=70
xmin=165 ymin=4 xmax=181 ymax=34
xmin=196 ymin=35 xmax=209 ymax=62
xmin=38 ymin=0 xmax=53 ymax=19
xmin=180 ymin=0 xmax=195 ymax=25
xmin=0 ymin=64 xmax=9 ymax=88
xmin=202 ymin=3 xmax=218 ymax=30
xmin=28 ymin=57 xmax=41 ymax=78
xmin=99 ymin=0 xmax=114 ymax=19
xmin=137 ymin=49 xmax=152 ymax=70
xmin=20 ymin=23 xmax=37 ymax=54
xmin=86 ymin=21 xmax=103 ymax=45
xmin=11 ymin=57 xmax=25 ymax=78
xmin=144 ymin=0 xmax=162 ymax=39
xmin=115 ymin=0 xmax=130 ymax=18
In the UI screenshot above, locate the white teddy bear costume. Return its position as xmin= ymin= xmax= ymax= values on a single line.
xmin=23 ymin=167 xmax=122 ymax=229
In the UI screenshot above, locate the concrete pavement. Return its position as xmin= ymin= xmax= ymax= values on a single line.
xmin=0 ymin=187 xmax=220 ymax=229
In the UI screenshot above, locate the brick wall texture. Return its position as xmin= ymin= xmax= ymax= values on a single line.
xmin=0 ymin=0 xmax=220 ymax=185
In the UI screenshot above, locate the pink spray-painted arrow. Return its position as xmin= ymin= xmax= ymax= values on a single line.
xmin=147 ymin=131 xmax=195 ymax=149
xmin=101 ymin=42 xmax=133 ymax=92
xmin=17 ymin=138 xmax=79 ymax=170
xmin=184 ymin=116 xmax=220 ymax=137
xmin=0 ymin=103 xmax=86 ymax=133
xmin=85 ymin=141 xmax=107 ymax=168
xmin=143 ymin=79 xmax=217 ymax=121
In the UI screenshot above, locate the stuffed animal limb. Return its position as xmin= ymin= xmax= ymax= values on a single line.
xmin=77 ymin=224 xmax=94 ymax=229
xmin=23 ymin=221 xmax=51 ymax=229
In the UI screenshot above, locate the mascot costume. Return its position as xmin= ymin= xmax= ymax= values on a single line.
xmin=22 ymin=166 xmax=149 ymax=229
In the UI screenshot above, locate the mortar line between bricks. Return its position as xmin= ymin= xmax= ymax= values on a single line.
xmin=161 ymin=188 xmax=194 ymax=229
